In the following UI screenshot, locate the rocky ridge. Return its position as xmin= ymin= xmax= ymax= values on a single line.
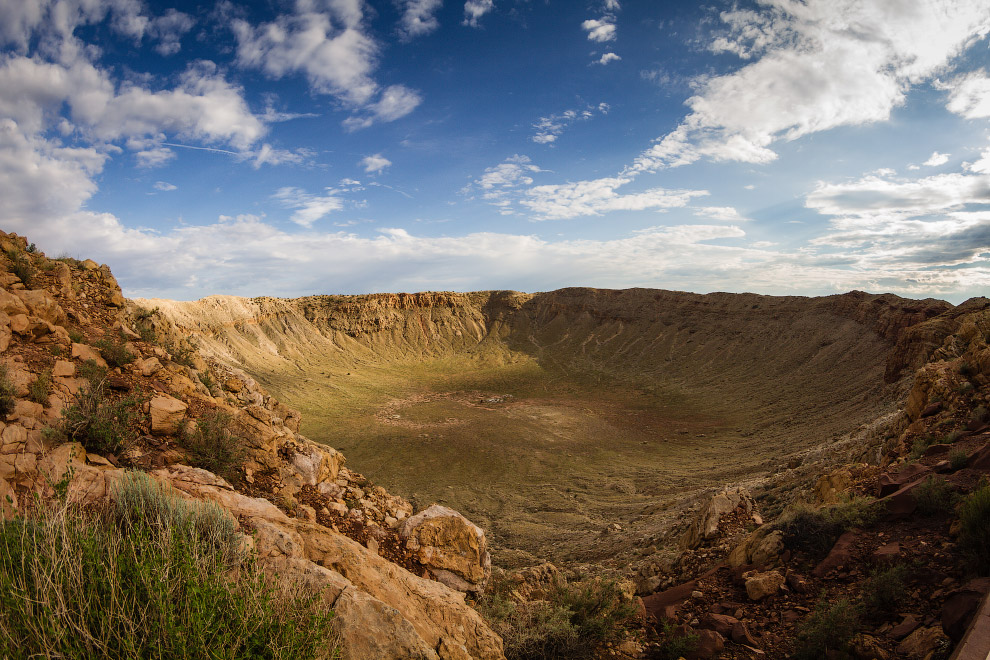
xmin=0 ymin=231 xmax=504 ymax=660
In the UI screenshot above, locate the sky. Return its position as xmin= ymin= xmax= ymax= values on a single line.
xmin=1 ymin=0 xmax=990 ymax=302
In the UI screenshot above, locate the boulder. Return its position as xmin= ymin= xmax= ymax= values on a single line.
xmin=743 ymin=570 xmax=784 ymax=601
xmin=334 ymin=588 xmax=440 ymax=660
xmin=71 ymin=343 xmax=108 ymax=368
xmin=849 ymin=633 xmax=889 ymax=660
xmin=400 ymin=505 xmax=491 ymax=594
xmin=941 ymin=578 xmax=990 ymax=642
xmin=699 ymin=613 xmax=738 ymax=638
xmin=813 ymin=530 xmax=859 ymax=577
xmin=679 ymin=487 xmax=755 ymax=549
xmin=139 ymin=357 xmax=162 ymax=376
xmin=878 ymin=463 xmax=931 ymax=497
xmin=688 ymin=629 xmax=725 ymax=660
xmin=283 ymin=441 xmax=344 ymax=488
xmin=895 ymin=626 xmax=948 ymax=658
xmin=13 ymin=289 xmax=67 ymax=326
xmin=149 ymin=395 xmax=187 ymax=435
xmin=53 ymin=359 xmax=75 ymax=378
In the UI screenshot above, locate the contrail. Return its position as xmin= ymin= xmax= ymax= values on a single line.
xmin=161 ymin=142 xmax=240 ymax=156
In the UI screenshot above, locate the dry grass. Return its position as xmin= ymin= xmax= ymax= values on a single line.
xmin=0 ymin=472 xmax=340 ymax=660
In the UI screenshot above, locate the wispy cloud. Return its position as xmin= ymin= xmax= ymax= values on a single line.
xmin=153 ymin=181 xmax=177 ymax=191
xmin=273 ymin=186 xmax=346 ymax=227
xmin=463 ymin=0 xmax=494 ymax=27
xmin=361 ymin=153 xmax=392 ymax=173
xmin=531 ymin=103 xmax=609 ymax=144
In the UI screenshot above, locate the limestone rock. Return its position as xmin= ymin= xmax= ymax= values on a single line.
xmin=54 ymin=359 xmax=75 ymax=378
xmin=679 ymin=486 xmax=754 ymax=550
xmin=744 ymin=570 xmax=784 ymax=601
xmin=895 ymin=626 xmax=948 ymax=658
xmin=139 ymin=357 xmax=162 ymax=376
xmin=149 ymin=395 xmax=187 ymax=435
xmin=334 ymin=588 xmax=441 ymax=660
xmin=849 ymin=634 xmax=889 ymax=660
xmin=71 ymin=343 xmax=108 ymax=368
xmin=400 ymin=504 xmax=491 ymax=593
xmin=283 ymin=440 xmax=344 ymax=488
xmin=13 ymin=289 xmax=67 ymax=326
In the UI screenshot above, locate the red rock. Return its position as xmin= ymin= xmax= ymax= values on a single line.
xmin=922 ymin=443 xmax=950 ymax=457
xmin=782 ymin=610 xmax=802 ymax=624
xmin=731 ymin=621 xmax=759 ymax=647
xmin=889 ymin=614 xmax=921 ymax=640
xmin=872 ymin=542 xmax=901 ymax=564
xmin=687 ymin=629 xmax=725 ymax=660
xmin=968 ymin=442 xmax=990 ymax=470
xmin=921 ymin=402 xmax=943 ymax=417
xmin=786 ymin=572 xmax=809 ymax=593
xmin=813 ymin=531 xmax=859 ymax=577
xmin=879 ymin=463 xmax=931 ymax=496
xmin=699 ymin=613 xmax=738 ymax=637
xmin=643 ymin=580 xmax=697 ymax=623
xmin=941 ymin=578 xmax=990 ymax=642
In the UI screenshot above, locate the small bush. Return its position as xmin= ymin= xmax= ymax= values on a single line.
xmin=958 ymin=361 xmax=976 ymax=379
xmin=166 ymin=337 xmax=198 ymax=367
xmin=183 ymin=410 xmax=245 ymax=484
xmin=973 ymin=405 xmax=989 ymax=425
xmin=950 ymin=449 xmax=969 ymax=471
xmin=5 ymin=248 xmax=35 ymax=287
xmin=911 ymin=434 xmax=938 ymax=459
xmin=958 ymin=480 xmax=990 ymax=575
xmin=94 ymin=334 xmax=135 ymax=368
xmin=0 ymin=365 xmax=15 ymax=418
xmin=945 ymin=429 xmax=965 ymax=444
xmin=0 ymin=472 xmax=339 ymax=660
xmin=913 ymin=475 xmax=958 ymax=516
xmin=68 ymin=328 xmax=84 ymax=343
xmin=27 ymin=373 xmax=51 ymax=405
xmin=647 ymin=620 xmax=697 ymax=660
xmin=478 ymin=575 xmax=638 ymax=660
xmin=861 ymin=564 xmax=909 ymax=620
xmin=199 ymin=370 xmax=217 ymax=393
xmin=49 ymin=344 xmax=64 ymax=357
xmin=792 ymin=598 xmax=860 ymax=660
xmin=778 ymin=497 xmax=878 ymax=558
xmin=47 ymin=368 xmax=141 ymax=456
xmin=133 ymin=306 xmax=158 ymax=342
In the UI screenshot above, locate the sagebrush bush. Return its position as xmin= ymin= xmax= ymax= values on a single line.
xmin=958 ymin=480 xmax=990 ymax=575
xmin=5 ymin=248 xmax=35 ymax=288
xmin=792 ymin=598 xmax=860 ymax=660
xmin=647 ymin=620 xmax=697 ymax=660
xmin=45 ymin=364 xmax=142 ymax=455
xmin=477 ymin=574 xmax=638 ymax=660
xmin=183 ymin=410 xmax=245 ymax=484
xmin=777 ymin=497 xmax=878 ymax=558
xmin=0 ymin=472 xmax=339 ymax=660
xmin=913 ymin=475 xmax=958 ymax=516
xmin=949 ymin=449 xmax=969 ymax=471
xmin=0 ymin=365 xmax=15 ymax=417
xmin=861 ymin=564 xmax=908 ymax=620
xmin=27 ymin=373 xmax=51 ymax=405
xmin=94 ymin=334 xmax=136 ymax=368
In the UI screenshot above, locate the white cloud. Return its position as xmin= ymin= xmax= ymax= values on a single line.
xmin=694 ymin=206 xmax=747 ymax=222
xmin=148 ymin=8 xmax=195 ymax=56
xmin=531 ymin=103 xmax=609 ymax=144
xmin=632 ymin=0 xmax=990 ymax=171
xmin=522 ymin=176 xmax=708 ymax=220
xmin=361 ymin=153 xmax=391 ymax=173
xmin=474 ymin=154 xmax=543 ymax=191
xmin=582 ymin=18 xmax=616 ymax=42
xmin=153 ymin=180 xmax=177 ymax=191
xmin=398 ymin=0 xmax=442 ymax=39
xmin=923 ymin=151 xmax=950 ymax=167
xmin=247 ymin=143 xmax=315 ymax=169
xmin=273 ymin=186 xmax=346 ymax=227
xmin=942 ymin=70 xmax=990 ymax=118
xmin=232 ymin=2 xmax=379 ymax=106
xmin=603 ymin=0 xmax=620 ymax=10
xmin=342 ymin=84 xmax=423 ymax=130
xmin=463 ymin=0 xmax=493 ymax=27
xmin=596 ymin=52 xmax=621 ymax=65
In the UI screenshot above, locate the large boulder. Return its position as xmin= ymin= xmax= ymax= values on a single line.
xmin=400 ymin=504 xmax=492 ymax=594
xmin=149 ymin=395 xmax=187 ymax=435
xmin=679 ymin=486 xmax=755 ymax=550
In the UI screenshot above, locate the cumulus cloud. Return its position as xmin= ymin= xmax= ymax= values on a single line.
xmin=923 ymin=151 xmax=950 ymax=167
xmin=147 ymin=8 xmax=195 ymax=56
xmin=398 ymin=0 xmax=442 ymax=39
xmin=531 ymin=103 xmax=609 ymax=144
xmin=361 ymin=153 xmax=392 ymax=173
xmin=631 ymin=0 xmax=990 ymax=172
xmin=693 ymin=206 xmax=748 ymax=222
xmin=463 ymin=0 xmax=493 ymax=27
xmin=582 ymin=18 xmax=616 ymax=42
xmin=153 ymin=180 xmax=177 ymax=191
xmin=596 ymin=52 xmax=621 ymax=65
xmin=342 ymin=84 xmax=422 ymax=130
xmin=522 ymin=176 xmax=708 ymax=220
xmin=273 ymin=186 xmax=346 ymax=227
xmin=942 ymin=70 xmax=990 ymax=118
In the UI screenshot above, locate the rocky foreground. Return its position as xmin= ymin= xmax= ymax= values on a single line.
xmin=2 ymin=229 xmax=990 ymax=659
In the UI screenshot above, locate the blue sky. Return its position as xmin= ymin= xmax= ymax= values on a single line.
xmin=1 ymin=0 xmax=989 ymax=302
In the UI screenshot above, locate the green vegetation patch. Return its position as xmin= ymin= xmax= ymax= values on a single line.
xmin=0 ymin=472 xmax=338 ymax=660
xmin=958 ymin=480 xmax=990 ymax=575
xmin=182 ymin=410 xmax=246 ymax=484
xmin=791 ymin=598 xmax=860 ymax=660
xmin=777 ymin=496 xmax=878 ymax=559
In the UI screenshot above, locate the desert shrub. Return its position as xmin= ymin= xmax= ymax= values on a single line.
xmin=68 ymin=328 xmax=84 ymax=343
xmin=0 ymin=472 xmax=338 ymax=660
xmin=973 ymin=405 xmax=989 ymax=425
xmin=199 ymin=370 xmax=217 ymax=393
xmin=958 ymin=382 xmax=975 ymax=395
xmin=183 ymin=410 xmax=245 ymax=484
xmin=958 ymin=480 xmax=990 ymax=575
xmin=25 ymin=243 xmax=37 ymax=254
xmin=478 ymin=575 xmax=638 ymax=660
xmin=945 ymin=429 xmax=965 ymax=444
xmin=94 ymin=334 xmax=135 ymax=368
xmin=5 ymin=248 xmax=35 ymax=288
xmin=792 ymin=598 xmax=860 ymax=660
xmin=0 ymin=365 xmax=15 ymax=417
xmin=167 ymin=337 xmax=198 ymax=367
xmin=860 ymin=564 xmax=909 ymax=620
xmin=777 ymin=497 xmax=878 ymax=558
xmin=950 ymin=449 xmax=969 ymax=471
xmin=133 ymin=306 xmax=158 ymax=342
xmin=647 ymin=620 xmax=697 ymax=660
xmin=913 ymin=475 xmax=958 ymax=516
xmin=958 ymin=361 xmax=976 ymax=379
xmin=910 ymin=434 xmax=940 ymax=459
xmin=46 ymin=365 xmax=141 ymax=455
xmin=27 ymin=373 xmax=51 ymax=405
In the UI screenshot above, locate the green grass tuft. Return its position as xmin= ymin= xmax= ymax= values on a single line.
xmin=958 ymin=480 xmax=990 ymax=575
xmin=792 ymin=598 xmax=860 ymax=660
